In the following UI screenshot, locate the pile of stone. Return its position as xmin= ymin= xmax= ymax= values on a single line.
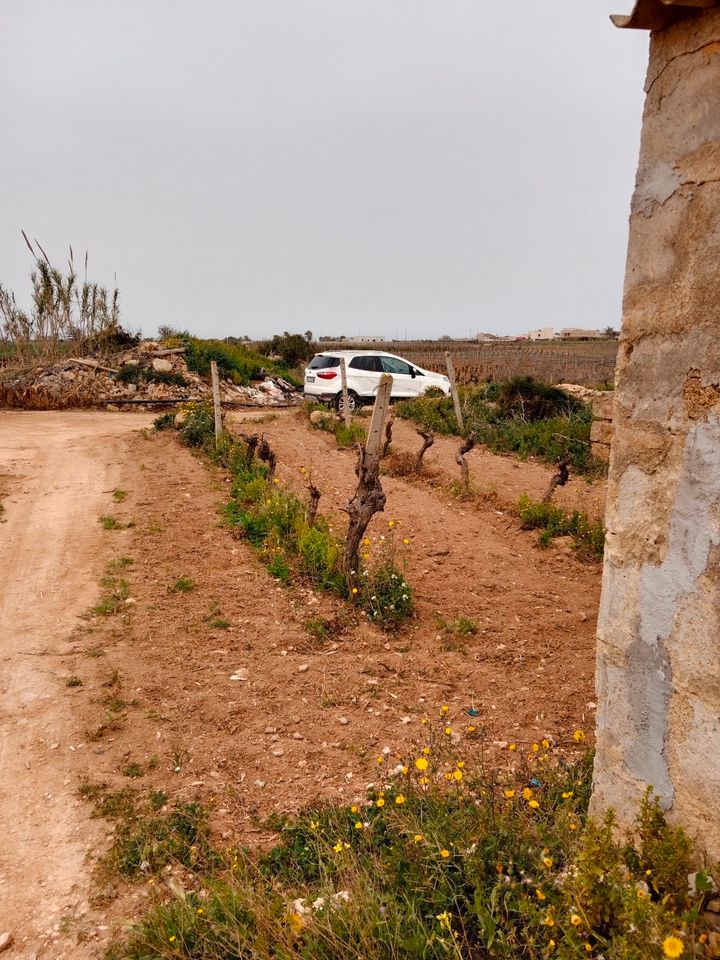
xmin=557 ymin=382 xmax=615 ymax=462
xmin=0 ymin=341 xmax=299 ymax=411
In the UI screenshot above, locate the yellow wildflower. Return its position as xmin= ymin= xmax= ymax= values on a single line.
xmin=415 ymin=757 xmax=428 ymax=771
xmin=542 ymin=739 xmax=550 ymax=749
xmin=401 ymin=765 xmax=408 ymax=774
xmin=584 ymin=945 xmax=592 ymax=954
xmin=529 ymin=799 xmax=540 ymax=809
xmin=376 ymin=798 xmax=385 ymax=808
xmin=388 ymin=520 xmax=395 ymax=528
xmin=453 ymin=769 xmax=463 ymax=782
xmin=351 ymin=805 xmax=359 ymax=813
xmin=440 ymin=705 xmax=449 ymax=714
xmin=532 ymin=742 xmax=540 ymax=752
xmin=508 ymin=743 xmax=517 ymax=751
xmin=562 ymin=791 xmax=573 ymax=799
xmin=543 ymin=856 xmax=553 ymax=868
xmin=573 ymin=729 xmax=586 ymax=743
xmin=288 ymin=912 xmax=306 ymax=934
xmin=467 ymin=724 xmax=477 ymax=733
xmin=504 ymin=789 xmax=515 ymax=799
xmin=444 ymin=726 xmax=452 ymax=736
xmin=333 ymin=841 xmax=343 ymax=852
xmin=355 ymin=821 xmax=363 ymax=830
xmin=440 ymin=849 xmax=451 ymax=858
xmin=544 ymin=916 xmax=555 ymax=927
xmin=569 ymin=822 xmax=578 ymax=831
xmin=273 ymin=478 xmax=280 ymax=485
xmin=403 ymin=538 xmax=410 ymax=545
xmin=662 ymin=937 xmax=684 ymax=959
xmin=413 ymin=833 xmax=423 ymax=843
xmin=457 ymin=761 xmax=465 ymax=769
xmin=419 ymin=775 xmax=429 ymax=785
xmin=422 ymin=746 xmax=430 ymax=755
xmin=395 ymin=794 xmax=406 ymax=805
xmin=522 ymin=787 xmax=533 ymax=801
xmin=169 ymin=936 xmax=176 ymax=943
xmin=571 ymin=914 xmax=582 ymax=926
xmin=536 ymin=888 xmax=545 ymax=900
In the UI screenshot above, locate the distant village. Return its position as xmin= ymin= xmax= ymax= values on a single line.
xmin=317 ymin=326 xmax=618 ymax=344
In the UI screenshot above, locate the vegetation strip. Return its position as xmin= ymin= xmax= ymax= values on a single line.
xmin=157 ymin=404 xmax=413 ymax=630
xmin=395 ymin=377 xmax=606 ymax=477
xmin=81 ymin=714 xmax=714 ymax=960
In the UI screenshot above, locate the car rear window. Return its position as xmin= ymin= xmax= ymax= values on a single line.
xmin=308 ymin=355 xmax=341 ymax=370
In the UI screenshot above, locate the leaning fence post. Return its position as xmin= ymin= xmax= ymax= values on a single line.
xmin=444 ymin=351 xmax=464 ymax=433
xmin=340 ymin=357 xmax=351 ymax=427
xmin=342 ymin=374 xmax=393 ymax=591
xmin=210 ymin=360 xmax=222 ymax=444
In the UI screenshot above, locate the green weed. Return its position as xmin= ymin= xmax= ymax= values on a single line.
xmin=517 ymin=495 xmax=605 ymax=560
xmin=169 ymin=576 xmax=195 ymax=593
xmin=99 ymin=514 xmax=124 ymax=530
xmin=65 ymin=675 xmax=83 ymax=688
xmin=153 ymin=411 xmax=176 ymax=431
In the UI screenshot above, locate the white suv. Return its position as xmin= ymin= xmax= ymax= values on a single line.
xmin=304 ymin=350 xmax=450 ymax=411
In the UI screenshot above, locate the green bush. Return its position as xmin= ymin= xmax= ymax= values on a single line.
xmin=179 ymin=403 xmax=215 ymax=447
xmin=117 ymin=365 xmax=188 ymax=387
xmin=517 ymin=495 xmax=605 ymax=560
xmin=297 ymin=524 xmax=344 ymax=591
xmin=359 ymin=561 xmax=413 ymax=629
xmin=153 ymin=411 xmax=176 ymax=431
xmin=396 ymin=380 xmax=605 ymax=476
xmin=259 ymin=331 xmax=315 ymax=368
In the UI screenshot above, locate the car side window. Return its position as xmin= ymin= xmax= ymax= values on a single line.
xmin=380 ymin=356 xmax=412 ymax=375
xmin=349 ymin=356 xmax=376 ymax=371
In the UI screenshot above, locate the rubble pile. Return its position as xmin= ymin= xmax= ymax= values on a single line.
xmin=0 ymin=341 xmax=299 ymax=410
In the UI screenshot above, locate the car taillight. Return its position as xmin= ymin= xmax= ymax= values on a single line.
xmin=317 ymin=371 xmax=338 ymax=380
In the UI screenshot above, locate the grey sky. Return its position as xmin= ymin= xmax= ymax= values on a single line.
xmin=2 ymin=1 xmax=649 ymax=340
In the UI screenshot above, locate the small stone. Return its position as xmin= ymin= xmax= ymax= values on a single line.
xmin=579 ymin=612 xmax=588 ymax=622
xmin=230 ymin=669 xmax=249 ymax=681
xmin=293 ymin=732 xmax=303 ymax=740
xmin=707 ymin=897 xmax=720 ymax=914
xmin=152 ymin=358 xmax=173 ymax=372
xmin=264 ymin=726 xmax=277 ymax=734
xmin=254 ymin=780 xmax=266 ymax=788
xmin=272 ymin=749 xmax=284 ymax=756
xmin=298 ymin=664 xmax=309 ymax=673
xmin=338 ymin=716 xmax=349 ymax=725
xmin=0 ymin=933 xmax=13 ymax=953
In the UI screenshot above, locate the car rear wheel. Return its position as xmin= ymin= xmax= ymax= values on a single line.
xmin=335 ymin=391 xmax=359 ymax=414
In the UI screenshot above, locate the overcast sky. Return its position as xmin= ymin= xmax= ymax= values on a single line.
xmin=2 ymin=1 xmax=649 ymax=340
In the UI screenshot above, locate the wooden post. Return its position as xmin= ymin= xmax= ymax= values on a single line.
xmin=444 ymin=351 xmax=464 ymax=433
xmin=340 ymin=357 xmax=351 ymax=427
xmin=343 ymin=374 xmax=393 ymax=590
xmin=210 ymin=360 xmax=222 ymax=443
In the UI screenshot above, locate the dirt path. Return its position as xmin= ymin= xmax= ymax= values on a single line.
xmin=0 ymin=411 xmax=153 ymax=959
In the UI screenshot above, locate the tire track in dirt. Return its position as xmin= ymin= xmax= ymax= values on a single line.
xmin=0 ymin=411 xmax=153 ymax=958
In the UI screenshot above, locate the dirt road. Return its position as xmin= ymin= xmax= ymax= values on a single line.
xmin=0 ymin=411 xmax=153 ymax=959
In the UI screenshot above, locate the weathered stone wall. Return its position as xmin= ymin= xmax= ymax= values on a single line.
xmin=591 ymin=10 xmax=720 ymax=859
xmin=590 ymin=394 xmax=614 ymax=461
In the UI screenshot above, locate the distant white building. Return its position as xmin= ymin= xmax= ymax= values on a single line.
xmin=558 ymin=328 xmax=603 ymax=339
xmin=527 ymin=327 xmax=555 ymax=340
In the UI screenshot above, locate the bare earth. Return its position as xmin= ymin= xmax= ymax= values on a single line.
xmin=0 ymin=409 xmax=605 ymax=956
xmin=0 ymin=412 xmax=154 ymax=958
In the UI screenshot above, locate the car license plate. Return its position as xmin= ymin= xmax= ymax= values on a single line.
xmin=307 ymin=376 xmax=315 ymax=383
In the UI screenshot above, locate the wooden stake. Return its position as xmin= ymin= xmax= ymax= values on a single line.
xmin=343 ymin=374 xmax=392 ymax=590
xmin=340 ymin=357 xmax=351 ymax=427
xmin=210 ymin=360 xmax=222 ymax=443
xmin=444 ymin=351 xmax=464 ymax=433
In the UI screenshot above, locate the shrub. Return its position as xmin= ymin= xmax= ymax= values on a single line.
xmin=260 ymin=331 xmax=315 ymax=367
xmin=179 ymin=402 xmax=215 ymax=447
xmin=153 ymin=411 xmax=176 ymax=431
xmin=517 ymin=495 xmax=605 ymax=560
xmin=117 ymin=365 xmax=188 ymax=387
xmin=358 ymin=560 xmax=413 ymax=629
xmin=297 ymin=524 xmax=344 ymax=591
xmin=334 ymin=421 xmax=366 ymax=448
xmin=396 ymin=380 xmax=604 ymax=476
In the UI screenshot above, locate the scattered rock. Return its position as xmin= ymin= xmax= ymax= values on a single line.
xmin=230 ymin=669 xmax=249 ymax=681
xmin=338 ymin=716 xmax=349 ymax=725
xmin=707 ymin=898 xmax=720 ymax=914
xmin=0 ymin=932 xmax=13 ymax=953
xmin=298 ymin=664 xmax=309 ymax=672
xmin=152 ymin=358 xmax=173 ymax=373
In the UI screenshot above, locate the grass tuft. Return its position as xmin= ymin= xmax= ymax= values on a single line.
xmin=517 ymin=495 xmax=605 ymax=560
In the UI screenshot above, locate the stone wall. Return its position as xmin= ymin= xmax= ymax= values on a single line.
xmin=591 ymin=10 xmax=720 ymax=860
xmin=590 ymin=394 xmax=614 ymax=461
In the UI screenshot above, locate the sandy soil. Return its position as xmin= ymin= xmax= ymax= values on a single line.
xmin=0 ymin=411 xmax=154 ymax=958
xmin=0 ymin=408 xmax=604 ymax=955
